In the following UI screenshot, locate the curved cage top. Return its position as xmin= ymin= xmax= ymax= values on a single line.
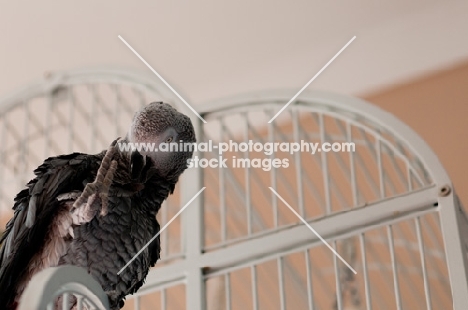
xmin=199 ymin=91 xmax=434 ymax=249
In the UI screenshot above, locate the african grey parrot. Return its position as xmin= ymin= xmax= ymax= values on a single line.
xmin=0 ymin=102 xmax=196 ymax=309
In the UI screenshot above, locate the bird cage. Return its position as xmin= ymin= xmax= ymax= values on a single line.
xmin=0 ymin=69 xmax=467 ymax=310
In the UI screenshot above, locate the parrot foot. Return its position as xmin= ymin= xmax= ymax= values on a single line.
xmin=72 ymin=139 xmax=119 ymax=218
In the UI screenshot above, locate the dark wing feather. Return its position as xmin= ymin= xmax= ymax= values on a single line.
xmin=0 ymin=152 xmax=101 ymax=308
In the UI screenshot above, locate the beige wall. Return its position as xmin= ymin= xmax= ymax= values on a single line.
xmin=365 ymin=60 xmax=468 ymax=208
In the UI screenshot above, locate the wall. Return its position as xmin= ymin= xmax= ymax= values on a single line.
xmin=365 ymin=60 xmax=468 ymax=208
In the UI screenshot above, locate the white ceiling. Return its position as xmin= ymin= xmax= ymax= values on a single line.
xmin=1 ymin=0 xmax=467 ymax=105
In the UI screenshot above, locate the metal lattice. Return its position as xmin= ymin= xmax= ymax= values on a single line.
xmin=198 ymin=93 xmax=449 ymax=310
xmin=1 ymin=70 xmax=467 ymax=310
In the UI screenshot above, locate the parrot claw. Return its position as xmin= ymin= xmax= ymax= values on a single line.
xmin=68 ymin=226 xmax=75 ymax=238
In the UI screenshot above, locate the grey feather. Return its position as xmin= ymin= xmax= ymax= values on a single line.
xmin=25 ymin=196 xmax=37 ymax=228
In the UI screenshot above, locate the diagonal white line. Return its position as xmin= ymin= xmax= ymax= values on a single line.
xmin=269 ymin=187 xmax=357 ymax=274
xmin=118 ymin=35 xmax=207 ymax=124
xmin=268 ymin=36 xmax=356 ymax=123
xmin=117 ymin=187 xmax=206 ymax=275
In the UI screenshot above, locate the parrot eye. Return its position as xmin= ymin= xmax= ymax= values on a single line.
xmin=165 ymin=136 xmax=173 ymax=143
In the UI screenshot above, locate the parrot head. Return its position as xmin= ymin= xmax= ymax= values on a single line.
xmin=126 ymin=102 xmax=196 ymax=179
